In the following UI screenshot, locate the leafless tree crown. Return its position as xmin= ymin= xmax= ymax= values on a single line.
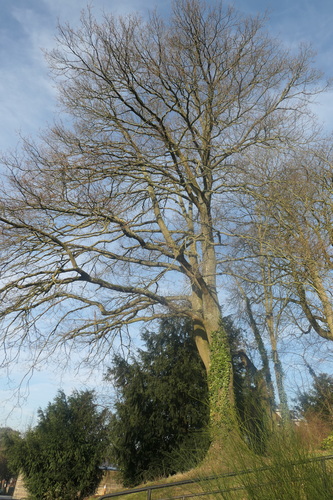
xmin=0 ymin=0 xmax=326 ymax=369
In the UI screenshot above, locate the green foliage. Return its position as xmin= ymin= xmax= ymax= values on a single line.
xmin=6 ymin=390 xmax=110 ymax=500
xmin=208 ymin=325 xmax=237 ymax=433
xmin=232 ymin=357 xmax=273 ymax=451
xmin=106 ymin=317 xmax=210 ymax=487
xmin=0 ymin=428 xmax=19 ymax=482
xmin=209 ymin=316 xmax=273 ymax=451
xmin=297 ymin=373 xmax=333 ymax=423
xmin=321 ymin=433 xmax=333 ymax=450
xmin=234 ymin=376 xmax=271 ymax=454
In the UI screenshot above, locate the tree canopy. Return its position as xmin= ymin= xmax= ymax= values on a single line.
xmin=5 ymin=390 xmax=109 ymax=500
xmin=0 ymin=428 xmax=18 ymax=484
xmin=0 ymin=0 xmax=329 ymax=430
xmin=107 ymin=317 xmax=209 ymax=486
xmin=297 ymin=373 xmax=333 ymax=423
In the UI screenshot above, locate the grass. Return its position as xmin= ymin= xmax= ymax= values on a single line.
xmin=89 ymin=421 xmax=333 ymax=500
xmin=194 ymin=427 xmax=333 ymax=499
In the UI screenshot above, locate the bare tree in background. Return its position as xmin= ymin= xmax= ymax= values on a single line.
xmin=228 ymin=212 xmax=291 ymax=422
xmin=0 ymin=0 xmax=325 ymax=427
xmin=227 ymin=140 xmax=333 ymax=421
xmin=243 ymin=144 xmax=333 ymax=341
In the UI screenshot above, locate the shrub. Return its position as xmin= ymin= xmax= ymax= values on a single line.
xmin=6 ymin=390 xmax=109 ymax=500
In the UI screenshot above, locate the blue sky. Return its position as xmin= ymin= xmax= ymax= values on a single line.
xmin=0 ymin=0 xmax=333 ymax=429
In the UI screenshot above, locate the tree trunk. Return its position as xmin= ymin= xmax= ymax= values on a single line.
xmin=191 ymin=287 xmax=237 ymax=433
xmin=244 ymin=296 xmax=276 ymax=410
xmin=267 ymin=316 xmax=290 ymax=423
xmin=208 ymin=325 xmax=238 ymax=436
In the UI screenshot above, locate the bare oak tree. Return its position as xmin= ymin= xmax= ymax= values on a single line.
xmin=0 ymin=1 xmax=324 ymax=426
